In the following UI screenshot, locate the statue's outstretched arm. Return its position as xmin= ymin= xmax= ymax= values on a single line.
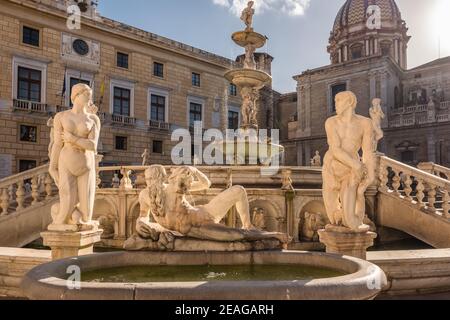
xmin=189 ymin=167 xmax=212 ymax=192
xmin=325 ymin=119 xmax=361 ymax=170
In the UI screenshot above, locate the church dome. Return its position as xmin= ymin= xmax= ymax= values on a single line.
xmin=333 ymin=0 xmax=403 ymax=35
xmin=328 ymin=0 xmax=409 ymax=68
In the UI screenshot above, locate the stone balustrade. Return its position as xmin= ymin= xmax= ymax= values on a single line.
xmin=148 ymin=120 xmax=170 ymax=131
xmin=389 ymin=101 xmax=450 ymax=128
xmin=418 ymin=162 xmax=450 ymax=180
xmin=0 ymin=165 xmax=55 ymax=216
xmin=379 ymin=156 xmax=450 ymax=219
xmin=111 ymin=114 xmax=137 ymax=125
xmin=12 ymin=99 xmax=47 ymax=113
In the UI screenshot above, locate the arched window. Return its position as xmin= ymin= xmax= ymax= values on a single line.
xmin=350 ymin=44 xmax=363 ymax=60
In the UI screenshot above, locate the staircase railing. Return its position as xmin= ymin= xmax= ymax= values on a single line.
xmin=0 ymin=165 xmax=56 ymax=216
xmin=417 ymin=162 xmax=450 ymax=180
xmin=379 ymin=156 xmax=450 ymax=220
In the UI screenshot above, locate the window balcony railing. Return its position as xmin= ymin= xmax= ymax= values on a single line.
xmin=56 ymin=105 xmax=70 ymax=113
xmin=13 ymin=99 xmax=47 ymax=113
xmin=149 ymin=120 xmax=170 ymax=131
xmin=111 ymin=114 xmax=136 ymax=125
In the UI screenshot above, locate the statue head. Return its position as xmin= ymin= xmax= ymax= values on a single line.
xmin=335 ymin=91 xmax=357 ymax=115
xmin=248 ymin=1 xmax=254 ymax=8
xmin=145 ymin=165 xmax=167 ymax=187
xmin=315 ymin=150 xmax=320 ymax=156
xmin=168 ymin=166 xmax=196 ymax=194
xmin=71 ymin=83 xmax=92 ymax=107
xmin=372 ymin=98 xmax=381 ymax=108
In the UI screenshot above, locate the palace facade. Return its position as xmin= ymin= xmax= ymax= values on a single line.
xmin=0 ymin=0 xmax=278 ymax=177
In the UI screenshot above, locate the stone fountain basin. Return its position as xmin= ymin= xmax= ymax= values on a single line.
xmin=225 ymin=69 xmax=271 ymax=89
xmin=21 ymin=251 xmax=387 ymax=300
xmin=231 ymin=31 xmax=267 ymax=48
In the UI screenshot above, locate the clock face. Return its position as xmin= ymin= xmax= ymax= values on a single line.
xmin=72 ymin=39 xmax=89 ymax=56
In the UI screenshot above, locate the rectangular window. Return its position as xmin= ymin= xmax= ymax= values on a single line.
xmin=19 ymin=125 xmax=37 ymax=143
xmin=331 ymin=83 xmax=347 ymax=112
xmin=152 ymin=140 xmax=163 ymax=154
xmin=150 ymin=94 xmax=166 ymax=122
xmin=115 ymin=136 xmax=128 ymax=151
xmin=189 ymin=102 xmax=202 ymax=127
xmin=116 ymin=52 xmax=129 ymax=69
xmin=22 ymin=26 xmax=40 ymax=47
xmin=69 ymin=77 xmax=90 ymax=107
xmin=192 ymin=72 xmax=201 ymax=87
xmin=113 ymin=87 xmax=131 ymax=116
xmin=229 ymin=83 xmax=237 ymax=96
xmin=17 ymin=66 xmax=42 ymax=102
xmin=19 ymin=159 xmax=37 ymax=173
xmin=228 ymin=110 xmax=239 ymax=130
xmin=153 ymin=62 xmax=164 ymax=78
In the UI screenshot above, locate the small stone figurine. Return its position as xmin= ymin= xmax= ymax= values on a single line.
xmin=310 ymin=151 xmax=322 ymax=167
xmin=240 ymin=1 xmax=255 ymax=31
xmin=141 ymin=149 xmax=150 ymax=166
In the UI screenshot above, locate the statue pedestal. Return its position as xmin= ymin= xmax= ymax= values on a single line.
xmin=318 ymin=225 xmax=377 ymax=260
xmin=41 ymin=229 xmax=103 ymax=260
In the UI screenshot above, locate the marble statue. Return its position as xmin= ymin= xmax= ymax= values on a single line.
xmin=301 ymin=212 xmax=326 ymax=242
xmin=48 ymin=83 xmax=101 ymax=231
xmin=311 ymin=151 xmax=322 ymax=167
xmin=120 ymin=169 xmax=133 ymax=190
xmin=244 ymin=43 xmax=257 ymax=69
xmin=252 ymin=208 xmax=266 ymax=230
xmin=141 ymin=149 xmax=150 ymax=166
xmin=241 ymin=87 xmax=258 ymax=127
xmin=322 ymin=91 xmax=376 ymax=232
xmin=369 ymin=98 xmax=385 ymax=152
xmin=240 ymin=1 xmax=255 ymax=31
xmin=135 ymin=165 xmax=289 ymax=245
xmin=111 ymin=173 xmax=120 ymax=188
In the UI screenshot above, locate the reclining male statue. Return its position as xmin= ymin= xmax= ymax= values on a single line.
xmin=125 ymin=165 xmax=289 ymax=250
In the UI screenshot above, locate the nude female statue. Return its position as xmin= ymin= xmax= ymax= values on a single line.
xmin=48 ymin=83 xmax=101 ymax=231
xmin=322 ymin=91 xmax=376 ymax=232
xmin=369 ymin=98 xmax=385 ymax=152
xmin=136 ymin=165 xmax=289 ymax=243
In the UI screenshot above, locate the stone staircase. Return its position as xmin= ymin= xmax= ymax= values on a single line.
xmin=0 ymin=165 xmax=57 ymax=247
xmin=377 ymin=156 xmax=450 ymax=248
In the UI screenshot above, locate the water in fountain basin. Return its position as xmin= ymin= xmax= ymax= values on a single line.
xmin=82 ymin=265 xmax=346 ymax=283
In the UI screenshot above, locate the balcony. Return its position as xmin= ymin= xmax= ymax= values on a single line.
xmin=13 ymin=99 xmax=47 ymax=113
xmin=389 ymin=101 xmax=450 ymax=128
xmin=149 ymin=120 xmax=170 ymax=131
xmin=111 ymin=114 xmax=136 ymax=125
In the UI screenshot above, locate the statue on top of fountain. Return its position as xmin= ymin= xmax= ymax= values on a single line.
xmin=125 ymin=165 xmax=290 ymax=251
xmin=322 ymin=91 xmax=376 ymax=233
xmin=241 ymin=1 xmax=255 ymax=31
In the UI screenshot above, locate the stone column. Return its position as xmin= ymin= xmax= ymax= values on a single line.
xmin=318 ymin=226 xmax=377 ymax=260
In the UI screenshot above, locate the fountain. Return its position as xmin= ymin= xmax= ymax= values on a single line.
xmin=20 ymin=2 xmax=387 ymax=300
xmin=213 ymin=0 xmax=284 ymax=165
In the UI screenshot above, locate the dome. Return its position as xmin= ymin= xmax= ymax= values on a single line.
xmin=333 ymin=0 xmax=403 ymax=34
xmin=328 ymin=0 xmax=409 ymax=68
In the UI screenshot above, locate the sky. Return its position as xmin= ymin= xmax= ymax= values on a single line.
xmin=97 ymin=0 xmax=450 ymax=93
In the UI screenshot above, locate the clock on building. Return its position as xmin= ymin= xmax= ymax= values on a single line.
xmin=72 ymin=39 xmax=89 ymax=56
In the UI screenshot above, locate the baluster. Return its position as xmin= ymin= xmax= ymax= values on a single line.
xmin=443 ymin=190 xmax=450 ymax=219
xmin=0 ymin=188 xmax=9 ymax=216
xmin=392 ymin=170 xmax=401 ymax=195
xmin=31 ymin=176 xmax=39 ymax=205
xmin=16 ymin=181 xmax=25 ymax=211
xmin=416 ymin=179 xmax=425 ymax=208
xmin=45 ymin=174 xmax=54 ymax=200
xmin=379 ymin=164 xmax=388 ymax=192
xmin=427 ymin=183 xmax=437 ymax=212
xmin=403 ymin=174 xmax=413 ymax=201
